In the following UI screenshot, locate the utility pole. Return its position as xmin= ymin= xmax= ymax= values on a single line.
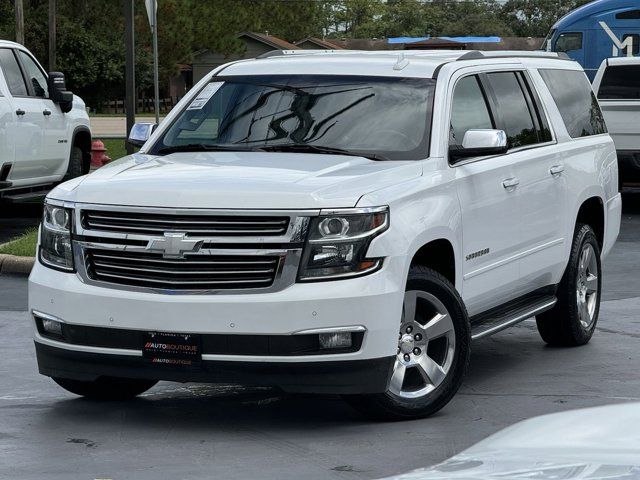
xmin=48 ymin=0 xmax=56 ymax=70
xmin=145 ymin=0 xmax=160 ymax=125
xmin=124 ymin=0 xmax=136 ymax=154
xmin=15 ymin=0 xmax=24 ymax=45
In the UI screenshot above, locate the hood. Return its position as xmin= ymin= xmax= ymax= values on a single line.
xmin=383 ymin=403 xmax=640 ymax=480
xmin=49 ymin=152 xmax=422 ymax=209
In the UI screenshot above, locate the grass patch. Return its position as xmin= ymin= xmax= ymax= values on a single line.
xmin=101 ymin=138 xmax=128 ymax=161
xmin=0 ymin=228 xmax=38 ymax=257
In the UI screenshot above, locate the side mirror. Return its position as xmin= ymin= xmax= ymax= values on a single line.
xmin=127 ymin=122 xmax=157 ymax=148
xmin=47 ymin=72 xmax=73 ymax=113
xmin=450 ymin=129 xmax=508 ymax=163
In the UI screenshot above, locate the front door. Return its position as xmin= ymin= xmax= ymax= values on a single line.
xmin=449 ymin=74 xmax=522 ymax=315
xmin=15 ymin=49 xmax=68 ymax=178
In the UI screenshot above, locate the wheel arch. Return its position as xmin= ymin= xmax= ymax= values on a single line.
xmin=575 ymin=196 xmax=605 ymax=249
xmin=408 ymin=236 xmax=458 ymax=290
xmin=71 ymin=126 xmax=92 ymax=175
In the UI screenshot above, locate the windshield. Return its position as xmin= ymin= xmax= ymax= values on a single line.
xmin=150 ymin=75 xmax=435 ymax=160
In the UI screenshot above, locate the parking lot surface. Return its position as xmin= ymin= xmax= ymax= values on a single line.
xmin=1 ymin=195 xmax=639 ymax=480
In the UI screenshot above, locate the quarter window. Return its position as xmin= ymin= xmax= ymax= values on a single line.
xmin=598 ymin=65 xmax=640 ymax=100
xmin=485 ymin=72 xmax=539 ymax=148
xmin=539 ymin=69 xmax=607 ymax=138
xmin=0 ymin=49 xmax=27 ymax=96
xmin=554 ymin=32 xmax=583 ymax=52
xmin=17 ymin=51 xmax=48 ymax=98
xmin=449 ymin=75 xmax=494 ymax=149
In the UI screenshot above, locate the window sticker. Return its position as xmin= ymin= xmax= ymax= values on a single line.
xmin=187 ymin=81 xmax=224 ymax=110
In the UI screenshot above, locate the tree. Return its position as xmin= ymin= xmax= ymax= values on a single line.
xmin=501 ymin=0 xmax=591 ymax=37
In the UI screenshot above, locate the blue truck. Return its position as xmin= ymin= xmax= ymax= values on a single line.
xmin=543 ymin=0 xmax=640 ymax=80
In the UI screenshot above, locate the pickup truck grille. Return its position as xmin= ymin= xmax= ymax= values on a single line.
xmin=85 ymin=249 xmax=280 ymax=290
xmin=82 ymin=210 xmax=290 ymax=237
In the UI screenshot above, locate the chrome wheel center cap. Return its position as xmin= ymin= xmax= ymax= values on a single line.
xmin=400 ymin=334 xmax=414 ymax=354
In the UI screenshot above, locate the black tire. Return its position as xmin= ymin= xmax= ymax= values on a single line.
xmin=52 ymin=376 xmax=158 ymax=400
xmin=536 ymin=224 xmax=602 ymax=346
xmin=343 ymin=266 xmax=470 ymax=420
xmin=63 ymin=146 xmax=84 ymax=181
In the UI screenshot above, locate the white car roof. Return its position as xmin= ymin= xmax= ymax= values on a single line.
xmin=603 ymin=56 xmax=640 ymax=66
xmin=220 ymin=50 xmax=578 ymax=79
xmin=0 ymin=40 xmax=28 ymax=51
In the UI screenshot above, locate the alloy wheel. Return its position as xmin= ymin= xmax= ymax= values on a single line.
xmin=390 ymin=291 xmax=456 ymax=399
xmin=576 ymin=243 xmax=599 ymax=329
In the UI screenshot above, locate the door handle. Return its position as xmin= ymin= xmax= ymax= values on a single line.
xmin=43 ymin=109 xmax=51 ymax=116
xmin=549 ymin=165 xmax=564 ymax=176
xmin=15 ymin=109 xmax=25 ymax=116
xmin=502 ymin=177 xmax=520 ymax=190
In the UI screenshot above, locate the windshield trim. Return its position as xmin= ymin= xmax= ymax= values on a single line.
xmin=148 ymin=74 xmax=436 ymax=161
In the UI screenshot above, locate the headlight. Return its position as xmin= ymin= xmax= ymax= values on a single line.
xmin=39 ymin=203 xmax=75 ymax=272
xmin=299 ymin=207 xmax=389 ymax=281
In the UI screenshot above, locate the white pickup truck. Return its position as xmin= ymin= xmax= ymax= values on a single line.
xmin=29 ymin=50 xmax=621 ymax=420
xmin=593 ymin=56 xmax=640 ymax=190
xmin=0 ymin=40 xmax=91 ymax=202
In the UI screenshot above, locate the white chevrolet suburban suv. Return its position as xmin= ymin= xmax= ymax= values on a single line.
xmin=0 ymin=41 xmax=91 ymax=201
xmin=593 ymin=56 xmax=640 ymax=190
xmin=28 ymin=50 xmax=621 ymax=419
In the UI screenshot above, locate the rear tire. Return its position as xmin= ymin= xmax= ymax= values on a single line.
xmin=536 ymin=224 xmax=601 ymax=346
xmin=344 ymin=266 xmax=470 ymax=420
xmin=63 ymin=146 xmax=84 ymax=181
xmin=52 ymin=377 xmax=158 ymax=400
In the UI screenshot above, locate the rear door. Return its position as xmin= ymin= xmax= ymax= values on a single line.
xmin=0 ymin=55 xmax=15 ymax=177
xmin=481 ymin=70 xmax=567 ymax=296
xmin=0 ymin=47 xmax=47 ymax=181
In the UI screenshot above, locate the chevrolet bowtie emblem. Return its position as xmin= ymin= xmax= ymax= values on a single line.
xmin=146 ymin=233 xmax=203 ymax=259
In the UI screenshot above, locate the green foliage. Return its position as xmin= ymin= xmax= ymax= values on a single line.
xmin=501 ymin=0 xmax=592 ymax=37
xmin=0 ymin=228 xmax=38 ymax=257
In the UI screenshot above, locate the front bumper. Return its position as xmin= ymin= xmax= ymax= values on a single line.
xmin=35 ymin=342 xmax=394 ymax=394
xmin=29 ymin=254 xmax=406 ymax=393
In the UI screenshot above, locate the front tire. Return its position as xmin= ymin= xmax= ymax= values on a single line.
xmin=536 ymin=224 xmax=601 ymax=346
xmin=52 ymin=377 xmax=158 ymax=400
xmin=344 ymin=266 xmax=470 ymax=420
xmin=63 ymin=146 xmax=84 ymax=181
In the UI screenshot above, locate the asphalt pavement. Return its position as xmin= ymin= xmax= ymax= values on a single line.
xmin=0 ymin=195 xmax=639 ymax=480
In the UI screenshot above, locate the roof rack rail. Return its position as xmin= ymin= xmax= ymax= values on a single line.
xmin=456 ymin=50 xmax=572 ymax=61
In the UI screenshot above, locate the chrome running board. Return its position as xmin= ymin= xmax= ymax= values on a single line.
xmin=470 ymin=295 xmax=557 ymax=341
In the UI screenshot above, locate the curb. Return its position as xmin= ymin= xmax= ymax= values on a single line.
xmin=0 ymin=254 xmax=35 ymax=275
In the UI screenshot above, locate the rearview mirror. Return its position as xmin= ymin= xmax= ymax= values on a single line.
xmin=127 ymin=122 xmax=157 ymax=148
xmin=450 ymin=129 xmax=508 ymax=163
xmin=47 ymin=72 xmax=73 ymax=113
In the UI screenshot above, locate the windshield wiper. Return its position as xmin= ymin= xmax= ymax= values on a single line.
xmin=156 ymin=144 xmax=264 ymax=155
xmin=259 ymin=144 xmax=388 ymax=161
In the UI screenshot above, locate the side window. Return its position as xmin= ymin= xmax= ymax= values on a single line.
xmin=0 ymin=49 xmax=28 ymax=96
xmin=616 ymin=10 xmax=640 ymax=19
xmin=449 ymin=75 xmax=494 ymax=149
xmin=539 ymin=69 xmax=607 ymax=138
xmin=622 ymin=34 xmax=640 ymax=55
xmin=598 ymin=65 xmax=640 ymax=100
xmin=16 ymin=51 xmax=48 ymax=98
xmin=554 ymin=32 xmax=583 ymax=52
xmin=484 ymin=72 xmax=539 ymax=148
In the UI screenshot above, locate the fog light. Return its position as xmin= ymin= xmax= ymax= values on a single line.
xmin=319 ymin=332 xmax=352 ymax=349
xmin=42 ymin=318 xmax=63 ymax=336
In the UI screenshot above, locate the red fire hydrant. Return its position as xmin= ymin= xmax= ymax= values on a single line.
xmin=90 ymin=140 xmax=111 ymax=168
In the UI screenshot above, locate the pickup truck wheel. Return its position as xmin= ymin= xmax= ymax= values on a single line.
xmin=52 ymin=377 xmax=158 ymax=400
xmin=63 ymin=146 xmax=84 ymax=181
xmin=536 ymin=224 xmax=601 ymax=346
xmin=344 ymin=267 xmax=470 ymax=420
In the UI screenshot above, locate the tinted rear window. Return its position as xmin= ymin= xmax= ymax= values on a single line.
xmin=539 ymin=69 xmax=607 ymax=138
xmin=598 ymin=65 xmax=640 ymax=100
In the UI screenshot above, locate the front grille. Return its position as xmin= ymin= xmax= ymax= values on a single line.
xmin=86 ymin=249 xmax=280 ymax=290
xmin=82 ymin=210 xmax=290 ymax=237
